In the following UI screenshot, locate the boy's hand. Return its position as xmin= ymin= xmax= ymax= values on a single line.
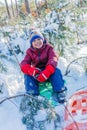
xmin=28 ymin=66 xmax=40 ymax=76
xmin=37 ymin=65 xmax=55 ymax=82
xmin=20 ymin=64 xmax=40 ymax=77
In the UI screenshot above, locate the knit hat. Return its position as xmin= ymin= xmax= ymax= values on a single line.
xmin=30 ymin=30 xmax=44 ymax=45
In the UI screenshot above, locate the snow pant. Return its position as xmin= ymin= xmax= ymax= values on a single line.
xmin=24 ymin=68 xmax=65 ymax=95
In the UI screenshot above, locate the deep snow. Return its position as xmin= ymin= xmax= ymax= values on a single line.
xmin=0 ymin=37 xmax=87 ymax=130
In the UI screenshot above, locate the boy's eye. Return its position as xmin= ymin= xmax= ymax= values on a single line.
xmin=34 ymin=38 xmax=41 ymax=42
xmin=37 ymin=38 xmax=41 ymax=40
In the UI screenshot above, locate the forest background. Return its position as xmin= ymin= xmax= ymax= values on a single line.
xmin=0 ymin=1 xmax=87 ymax=130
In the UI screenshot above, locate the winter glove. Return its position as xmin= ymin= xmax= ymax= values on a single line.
xmin=20 ymin=64 xmax=40 ymax=77
xmin=37 ymin=65 xmax=55 ymax=82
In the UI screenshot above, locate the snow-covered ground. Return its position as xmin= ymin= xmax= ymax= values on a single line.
xmin=0 ymin=36 xmax=87 ymax=130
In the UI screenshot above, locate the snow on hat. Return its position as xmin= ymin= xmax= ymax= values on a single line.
xmin=30 ymin=30 xmax=44 ymax=45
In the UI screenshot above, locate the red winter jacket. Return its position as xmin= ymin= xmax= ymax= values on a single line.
xmin=20 ymin=43 xmax=58 ymax=71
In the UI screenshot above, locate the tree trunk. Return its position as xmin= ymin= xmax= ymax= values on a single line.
xmin=15 ymin=0 xmax=19 ymax=17
xmin=35 ymin=0 xmax=39 ymax=16
xmin=24 ymin=0 xmax=30 ymax=14
xmin=11 ymin=0 xmax=14 ymax=17
xmin=79 ymin=0 xmax=85 ymax=7
xmin=4 ymin=0 xmax=11 ymax=18
xmin=45 ymin=0 xmax=48 ymax=8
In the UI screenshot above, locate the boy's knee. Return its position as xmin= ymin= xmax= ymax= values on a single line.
xmin=55 ymin=68 xmax=61 ymax=74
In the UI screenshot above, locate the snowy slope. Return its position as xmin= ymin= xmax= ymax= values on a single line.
xmin=0 ymin=37 xmax=87 ymax=130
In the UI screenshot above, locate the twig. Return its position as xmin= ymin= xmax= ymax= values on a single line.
xmin=64 ymin=56 xmax=87 ymax=76
xmin=7 ymin=99 xmax=18 ymax=108
xmin=76 ymin=85 xmax=87 ymax=91
xmin=63 ymin=103 xmax=79 ymax=130
xmin=0 ymin=94 xmax=33 ymax=104
xmin=0 ymin=93 xmax=60 ymax=121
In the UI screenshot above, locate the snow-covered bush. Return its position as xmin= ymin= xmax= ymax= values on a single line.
xmin=0 ymin=78 xmax=9 ymax=98
xmin=20 ymin=96 xmax=60 ymax=130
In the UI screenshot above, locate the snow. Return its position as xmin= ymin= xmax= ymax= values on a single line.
xmin=34 ymin=110 xmax=47 ymax=121
xmin=78 ymin=44 xmax=87 ymax=56
xmin=0 ymin=102 xmax=26 ymax=130
xmin=0 ymin=36 xmax=87 ymax=130
xmin=0 ymin=24 xmax=87 ymax=130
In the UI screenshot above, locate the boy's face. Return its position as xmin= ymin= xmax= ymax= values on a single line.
xmin=32 ymin=38 xmax=43 ymax=49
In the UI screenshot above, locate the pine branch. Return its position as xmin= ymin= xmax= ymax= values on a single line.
xmin=0 ymin=93 xmax=60 ymax=121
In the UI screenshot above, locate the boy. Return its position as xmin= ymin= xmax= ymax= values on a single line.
xmin=20 ymin=30 xmax=67 ymax=103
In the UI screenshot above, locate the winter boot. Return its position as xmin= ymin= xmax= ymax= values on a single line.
xmin=57 ymin=86 xmax=67 ymax=103
xmin=52 ymin=87 xmax=67 ymax=103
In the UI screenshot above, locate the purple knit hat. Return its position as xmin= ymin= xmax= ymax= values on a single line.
xmin=30 ymin=31 xmax=44 ymax=45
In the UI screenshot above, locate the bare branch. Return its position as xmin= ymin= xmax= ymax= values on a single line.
xmin=64 ymin=56 xmax=87 ymax=76
xmin=0 ymin=94 xmax=34 ymax=104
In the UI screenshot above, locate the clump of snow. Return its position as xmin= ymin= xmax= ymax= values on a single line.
xmin=78 ymin=44 xmax=87 ymax=57
xmin=67 ymin=64 xmax=85 ymax=79
xmin=58 ymin=57 xmax=68 ymax=75
xmin=34 ymin=110 xmax=47 ymax=121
